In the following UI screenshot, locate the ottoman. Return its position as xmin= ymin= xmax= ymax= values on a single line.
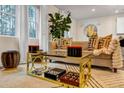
xmin=1 ymin=50 xmax=20 ymax=68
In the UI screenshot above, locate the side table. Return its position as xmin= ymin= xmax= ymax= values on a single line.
xmin=1 ymin=50 xmax=20 ymax=68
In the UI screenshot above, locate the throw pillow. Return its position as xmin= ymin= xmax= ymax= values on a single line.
xmin=98 ymin=34 xmax=112 ymax=49
xmin=88 ymin=36 xmax=99 ymax=50
xmin=51 ymin=41 xmax=57 ymax=49
xmin=61 ymin=38 xmax=72 ymax=49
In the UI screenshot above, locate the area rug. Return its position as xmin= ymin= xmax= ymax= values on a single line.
xmin=0 ymin=62 xmax=124 ymax=88
xmin=63 ymin=63 xmax=124 ymax=88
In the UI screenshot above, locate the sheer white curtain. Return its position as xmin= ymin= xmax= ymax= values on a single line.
xmin=19 ymin=5 xmax=29 ymax=63
xmin=39 ymin=5 xmax=49 ymax=52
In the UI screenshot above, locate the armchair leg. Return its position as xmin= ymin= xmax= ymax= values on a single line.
xmin=113 ymin=68 xmax=117 ymax=73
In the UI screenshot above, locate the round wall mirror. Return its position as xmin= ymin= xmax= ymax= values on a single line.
xmin=84 ymin=24 xmax=97 ymax=37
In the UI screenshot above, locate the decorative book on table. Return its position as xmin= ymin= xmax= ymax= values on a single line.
xmin=44 ymin=68 xmax=66 ymax=80
xmin=60 ymin=72 xmax=79 ymax=86
xmin=67 ymin=46 xmax=82 ymax=57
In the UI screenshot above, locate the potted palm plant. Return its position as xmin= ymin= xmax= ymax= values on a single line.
xmin=48 ymin=12 xmax=72 ymax=48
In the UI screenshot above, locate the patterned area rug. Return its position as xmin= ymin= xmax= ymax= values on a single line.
xmin=0 ymin=62 xmax=124 ymax=88
xmin=48 ymin=63 xmax=103 ymax=88
xmin=48 ymin=62 xmax=124 ymax=88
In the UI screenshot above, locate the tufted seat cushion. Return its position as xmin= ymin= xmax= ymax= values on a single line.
xmin=93 ymin=54 xmax=112 ymax=59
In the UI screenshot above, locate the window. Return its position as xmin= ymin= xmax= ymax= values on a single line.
xmin=0 ymin=5 xmax=16 ymax=36
xmin=28 ymin=6 xmax=38 ymax=38
xmin=117 ymin=16 xmax=124 ymax=34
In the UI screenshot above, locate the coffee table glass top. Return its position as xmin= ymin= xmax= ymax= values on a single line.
xmin=45 ymin=49 xmax=92 ymax=59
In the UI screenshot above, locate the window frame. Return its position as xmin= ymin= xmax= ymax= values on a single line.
xmin=28 ymin=5 xmax=39 ymax=39
xmin=0 ymin=5 xmax=17 ymax=37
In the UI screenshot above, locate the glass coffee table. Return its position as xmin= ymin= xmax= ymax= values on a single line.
xmin=27 ymin=50 xmax=92 ymax=88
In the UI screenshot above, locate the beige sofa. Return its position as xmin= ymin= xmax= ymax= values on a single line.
xmin=72 ymin=41 xmax=117 ymax=72
xmin=50 ymin=41 xmax=119 ymax=72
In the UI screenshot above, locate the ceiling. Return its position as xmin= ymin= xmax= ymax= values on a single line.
xmin=55 ymin=5 xmax=124 ymax=20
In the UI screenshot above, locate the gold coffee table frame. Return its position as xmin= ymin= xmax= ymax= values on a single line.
xmin=27 ymin=51 xmax=92 ymax=88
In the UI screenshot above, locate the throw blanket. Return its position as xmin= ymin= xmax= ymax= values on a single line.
xmin=93 ymin=39 xmax=123 ymax=68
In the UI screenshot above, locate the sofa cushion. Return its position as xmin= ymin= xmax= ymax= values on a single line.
xmin=92 ymin=58 xmax=112 ymax=67
xmin=93 ymin=54 xmax=112 ymax=59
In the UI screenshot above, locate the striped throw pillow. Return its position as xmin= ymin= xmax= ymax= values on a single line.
xmin=88 ymin=36 xmax=99 ymax=50
xmin=98 ymin=34 xmax=112 ymax=49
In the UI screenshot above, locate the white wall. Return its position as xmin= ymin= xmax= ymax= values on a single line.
xmin=76 ymin=16 xmax=118 ymax=41
xmin=19 ymin=5 xmax=29 ymax=63
xmin=69 ymin=19 xmax=77 ymax=40
xmin=117 ymin=16 xmax=124 ymax=35
xmin=39 ymin=5 xmax=49 ymax=51
xmin=48 ymin=5 xmax=59 ymax=14
xmin=0 ymin=36 xmax=19 ymax=52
